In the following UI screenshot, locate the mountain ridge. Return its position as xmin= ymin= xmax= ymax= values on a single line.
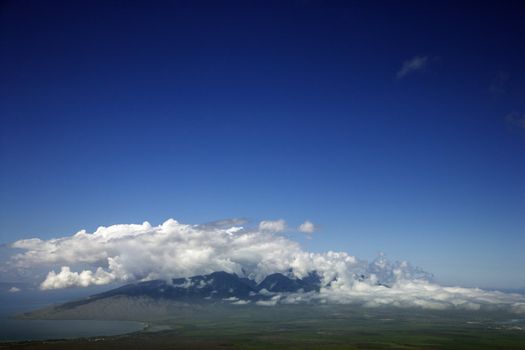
xmin=17 ymin=271 xmax=323 ymax=320
xmin=35 ymin=271 xmax=320 ymax=313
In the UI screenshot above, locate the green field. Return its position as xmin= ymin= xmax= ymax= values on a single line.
xmin=2 ymin=304 xmax=525 ymax=349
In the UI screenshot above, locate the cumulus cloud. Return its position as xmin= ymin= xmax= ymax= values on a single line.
xmin=9 ymin=219 xmax=314 ymax=289
xmin=396 ymin=55 xmax=429 ymax=79
xmin=40 ymin=266 xmax=117 ymax=290
xmin=8 ymin=286 xmax=21 ymax=293
xmin=4 ymin=218 xmax=525 ymax=314
xmin=258 ymin=219 xmax=287 ymax=233
xmin=298 ymin=220 xmax=315 ymax=234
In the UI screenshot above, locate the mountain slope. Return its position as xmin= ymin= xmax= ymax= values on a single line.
xmin=20 ymin=271 xmax=322 ymax=320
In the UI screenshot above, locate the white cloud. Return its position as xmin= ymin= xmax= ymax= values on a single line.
xmin=223 ymin=296 xmax=239 ymax=302
xmin=258 ymin=219 xmax=287 ymax=233
xmin=298 ymin=220 xmax=315 ymax=234
xmin=256 ymin=295 xmax=281 ymax=306
xmin=40 ymin=266 xmax=116 ymax=290
xmin=327 ymin=281 xmax=518 ymax=312
xmin=396 ymin=55 xmax=429 ymax=79
xmin=4 ymin=218 xmax=525 ymax=314
xmin=6 ymin=219 xmax=391 ymax=291
xmin=8 ymin=286 xmax=21 ymax=293
xmin=277 ymin=280 xmax=525 ymax=314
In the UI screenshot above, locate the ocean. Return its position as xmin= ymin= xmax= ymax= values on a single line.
xmin=0 ymin=285 xmax=144 ymax=342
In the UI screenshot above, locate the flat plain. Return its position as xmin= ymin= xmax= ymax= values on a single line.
xmin=2 ymin=304 xmax=524 ymax=349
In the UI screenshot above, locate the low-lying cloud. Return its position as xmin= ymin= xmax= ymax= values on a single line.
xmin=4 ymin=218 xmax=525 ymax=314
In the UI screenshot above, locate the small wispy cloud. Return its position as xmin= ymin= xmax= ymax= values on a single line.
xmin=396 ymin=55 xmax=429 ymax=79
xmin=197 ymin=218 xmax=248 ymax=230
xmin=489 ymin=71 xmax=509 ymax=95
xmin=506 ymin=112 xmax=525 ymax=131
xmin=298 ymin=220 xmax=316 ymax=234
xmin=258 ymin=219 xmax=287 ymax=233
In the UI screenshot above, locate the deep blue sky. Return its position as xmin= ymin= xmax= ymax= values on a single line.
xmin=1 ymin=1 xmax=524 ymax=288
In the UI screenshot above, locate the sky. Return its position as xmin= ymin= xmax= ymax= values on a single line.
xmin=1 ymin=0 xmax=524 ymax=290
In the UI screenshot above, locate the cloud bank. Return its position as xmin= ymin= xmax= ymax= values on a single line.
xmin=5 ymin=218 xmax=525 ymax=314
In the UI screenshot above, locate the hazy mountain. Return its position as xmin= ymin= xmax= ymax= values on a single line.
xmin=86 ymin=271 xmax=319 ymax=302
xmin=257 ymin=272 xmax=320 ymax=293
xmin=19 ymin=271 xmax=322 ymax=320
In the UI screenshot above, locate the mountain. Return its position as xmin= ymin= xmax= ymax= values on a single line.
xmin=85 ymin=271 xmax=319 ymax=303
xmin=19 ymin=271 xmax=322 ymax=320
xmin=87 ymin=271 xmax=257 ymax=302
xmin=258 ymin=272 xmax=321 ymax=293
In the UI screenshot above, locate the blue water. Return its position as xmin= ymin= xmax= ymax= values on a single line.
xmin=0 ymin=287 xmax=145 ymax=342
